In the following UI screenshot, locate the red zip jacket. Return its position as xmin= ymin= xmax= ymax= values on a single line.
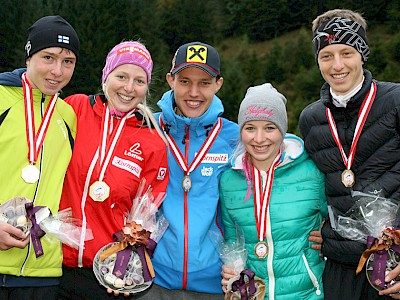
xmin=60 ymin=94 xmax=168 ymax=268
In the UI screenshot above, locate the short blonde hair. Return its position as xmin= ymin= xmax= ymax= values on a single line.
xmin=312 ymin=9 xmax=367 ymax=33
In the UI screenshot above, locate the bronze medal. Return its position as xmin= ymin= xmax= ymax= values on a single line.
xmin=341 ymin=169 xmax=355 ymax=188
xmin=21 ymin=164 xmax=40 ymax=183
xmin=254 ymin=241 xmax=268 ymax=259
xmin=89 ymin=181 xmax=110 ymax=202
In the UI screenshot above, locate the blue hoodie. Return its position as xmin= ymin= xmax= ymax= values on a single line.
xmin=0 ymin=68 xmax=25 ymax=86
xmin=152 ymin=90 xmax=239 ymax=293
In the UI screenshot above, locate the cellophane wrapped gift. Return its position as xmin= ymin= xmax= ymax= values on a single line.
xmin=0 ymin=196 xmax=31 ymax=236
xmin=35 ymin=206 xmax=94 ymax=250
xmin=329 ymin=191 xmax=400 ymax=291
xmin=93 ymin=179 xmax=168 ymax=294
xmin=209 ymin=225 xmax=266 ymax=300
xmin=0 ymin=197 xmax=94 ymax=257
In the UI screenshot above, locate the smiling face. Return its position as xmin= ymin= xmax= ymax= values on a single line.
xmin=166 ymin=67 xmax=223 ymax=118
xmin=241 ymin=120 xmax=283 ymax=171
xmin=317 ymin=44 xmax=364 ymax=95
xmin=25 ymin=47 xmax=76 ymax=96
xmin=104 ymin=64 xmax=148 ymax=113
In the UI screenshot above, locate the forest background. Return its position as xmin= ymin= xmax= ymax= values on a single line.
xmin=1 ymin=0 xmax=400 ymax=134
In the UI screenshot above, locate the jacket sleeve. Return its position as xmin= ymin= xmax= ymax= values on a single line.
xmin=317 ymin=170 xmax=328 ymax=218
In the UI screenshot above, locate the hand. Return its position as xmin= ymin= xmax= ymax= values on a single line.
xmin=107 ymin=288 xmax=130 ymax=297
xmin=309 ymin=230 xmax=323 ymax=251
xmin=221 ymin=264 xmax=238 ymax=293
xmin=309 ymin=219 xmax=325 ymax=257
xmin=0 ymin=221 xmax=30 ymax=250
xmin=379 ymin=263 xmax=400 ymax=299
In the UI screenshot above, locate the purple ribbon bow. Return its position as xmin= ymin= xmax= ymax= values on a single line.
xmin=25 ymin=202 xmax=46 ymax=258
xmin=367 ymin=235 xmax=400 ymax=288
xmin=111 ymin=230 xmax=157 ymax=282
xmin=231 ymin=269 xmax=257 ymax=300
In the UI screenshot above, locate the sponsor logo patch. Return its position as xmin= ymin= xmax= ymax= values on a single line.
xmin=201 ymin=166 xmax=213 ymax=177
xmin=157 ymin=167 xmax=167 ymax=180
xmin=124 ymin=143 xmax=144 ymax=161
xmin=200 ymin=153 xmax=229 ymax=164
xmin=112 ymin=156 xmax=142 ymax=178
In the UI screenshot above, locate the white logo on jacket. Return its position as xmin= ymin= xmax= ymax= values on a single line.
xmin=124 ymin=143 xmax=144 ymax=161
xmin=157 ymin=168 xmax=167 ymax=180
xmin=112 ymin=156 xmax=142 ymax=178
xmin=57 ymin=119 xmax=67 ymax=139
xmin=201 ymin=166 xmax=213 ymax=176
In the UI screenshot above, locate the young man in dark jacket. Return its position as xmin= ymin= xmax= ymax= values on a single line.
xmin=299 ymin=8 xmax=400 ymax=300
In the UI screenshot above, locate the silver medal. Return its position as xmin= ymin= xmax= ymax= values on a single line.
xmin=182 ymin=175 xmax=192 ymax=192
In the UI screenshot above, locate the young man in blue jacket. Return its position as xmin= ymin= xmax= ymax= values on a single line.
xmin=137 ymin=42 xmax=239 ymax=299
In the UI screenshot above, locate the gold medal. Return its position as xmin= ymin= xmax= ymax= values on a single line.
xmin=21 ymin=164 xmax=40 ymax=183
xmin=89 ymin=181 xmax=110 ymax=202
xmin=341 ymin=169 xmax=355 ymax=188
xmin=182 ymin=175 xmax=192 ymax=192
xmin=254 ymin=241 xmax=268 ymax=259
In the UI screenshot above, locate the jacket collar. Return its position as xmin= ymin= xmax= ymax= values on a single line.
xmin=231 ymin=134 xmax=305 ymax=170
xmin=321 ymin=69 xmax=373 ymax=110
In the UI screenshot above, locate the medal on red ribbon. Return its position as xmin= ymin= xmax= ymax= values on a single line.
xmin=21 ymin=164 xmax=41 ymax=184
xmin=89 ymin=105 xmax=130 ymax=202
xmin=252 ymin=152 xmax=282 ymax=259
xmin=21 ymin=73 xmax=58 ymax=184
xmin=160 ymin=117 xmax=222 ymax=193
xmin=89 ymin=180 xmax=111 ymax=202
xmin=182 ymin=175 xmax=192 ymax=192
xmin=326 ymin=82 xmax=376 ymax=188
xmin=254 ymin=241 xmax=268 ymax=259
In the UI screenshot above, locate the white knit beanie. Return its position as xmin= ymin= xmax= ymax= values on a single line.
xmin=237 ymin=83 xmax=287 ymax=135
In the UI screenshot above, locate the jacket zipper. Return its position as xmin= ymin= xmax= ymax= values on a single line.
xmin=261 ymin=171 xmax=276 ymax=300
xmin=182 ymin=125 xmax=190 ymax=289
xmin=302 ymin=253 xmax=322 ymax=296
xmin=77 ymin=142 xmax=101 ymax=267
xmin=20 ymin=94 xmax=46 ymax=275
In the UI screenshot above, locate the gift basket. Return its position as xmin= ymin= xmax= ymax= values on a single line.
xmin=209 ymin=225 xmax=266 ymax=300
xmin=93 ymin=179 xmax=168 ymax=294
xmin=0 ymin=196 xmax=93 ymax=257
xmin=329 ymin=191 xmax=400 ymax=291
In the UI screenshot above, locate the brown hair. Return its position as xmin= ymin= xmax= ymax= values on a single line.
xmin=312 ymin=9 xmax=367 ymax=33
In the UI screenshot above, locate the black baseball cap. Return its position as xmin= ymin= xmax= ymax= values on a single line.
xmin=170 ymin=42 xmax=220 ymax=77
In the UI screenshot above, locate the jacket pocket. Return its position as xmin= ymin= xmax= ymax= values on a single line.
xmin=302 ymin=253 xmax=322 ymax=296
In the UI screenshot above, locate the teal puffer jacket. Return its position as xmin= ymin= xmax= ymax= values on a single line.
xmin=220 ymin=134 xmax=327 ymax=300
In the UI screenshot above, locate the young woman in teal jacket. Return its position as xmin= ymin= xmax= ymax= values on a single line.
xmin=220 ymin=83 xmax=327 ymax=300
